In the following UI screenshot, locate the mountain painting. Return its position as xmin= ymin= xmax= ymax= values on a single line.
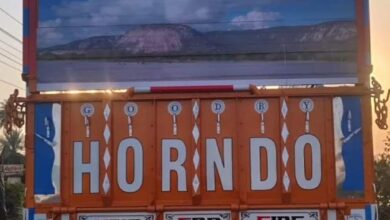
xmin=37 ymin=0 xmax=359 ymax=90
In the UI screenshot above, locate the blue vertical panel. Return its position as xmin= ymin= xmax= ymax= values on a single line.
xmin=341 ymin=97 xmax=365 ymax=193
xmin=34 ymin=103 xmax=62 ymax=200
xmin=34 ymin=104 xmax=55 ymax=194
xmin=27 ymin=208 xmax=35 ymax=220
xmin=366 ymin=204 xmax=379 ymax=220
xmin=365 ymin=205 xmax=372 ymax=220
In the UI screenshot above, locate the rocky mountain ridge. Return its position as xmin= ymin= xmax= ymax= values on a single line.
xmin=38 ymin=21 xmax=357 ymax=60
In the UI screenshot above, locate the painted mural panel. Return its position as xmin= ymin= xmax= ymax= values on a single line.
xmin=34 ymin=103 xmax=61 ymax=203
xmin=35 ymin=0 xmax=359 ymax=90
xmin=333 ymin=96 xmax=365 ymax=198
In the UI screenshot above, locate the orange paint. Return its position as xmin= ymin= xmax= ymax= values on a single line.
xmin=25 ymin=88 xmax=377 ymax=220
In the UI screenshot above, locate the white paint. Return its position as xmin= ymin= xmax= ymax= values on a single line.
xmin=192 ymin=101 xmax=200 ymax=119
xmin=239 ymin=210 xmax=320 ymax=220
xmin=118 ymin=138 xmax=143 ymax=192
xmin=281 ymin=99 xmax=288 ymax=119
xmin=372 ymin=204 xmax=379 ymax=220
xmin=34 ymin=214 xmax=47 ymax=220
xmin=162 ymin=139 xmax=187 ymax=192
xmin=80 ymin=103 xmax=95 ymax=117
xmin=281 ymin=123 xmax=289 ymax=143
xmin=73 ymin=141 xmax=100 ymax=194
xmin=192 ymin=124 xmax=200 ymax=144
xmin=211 ymin=100 xmax=225 ymax=114
xmin=254 ymin=99 xmax=269 ymax=114
xmin=333 ymin=97 xmax=346 ymax=187
xmin=327 ymin=209 xmax=337 ymax=220
xmin=206 ymin=138 xmax=233 ymax=191
xmin=61 ymin=214 xmax=70 ymax=220
xmin=102 ymin=173 xmax=111 ymax=194
xmin=168 ymin=101 xmax=182 ymax=115
xmin=283 ymin=172 xmax=290 ymax=192
xmin=295 ymin=134 xmax=322 ymax=190
xmin=52 ymin=104 xmax=61 ymax=194
xmin=37 ymin=73 xmax=358 ymax=92
xmin=164 ymin=211 xmax=231 ymax=220
xmin=104 ymin=104 xmax=111 ymax=121
xmin=299 ymin=98 xmax=314 ymax=113
xmin=77 ymin=212 xmax=155 ymax=220
xmin=347 ymin=209 xmax=365 ymax=220
xmin=124 ymin=102 xmax=138 ymax=117
xmin=103 ymin=124 xmax=111 ymax=144
xmin=69 ymin=134 xmax=327 ymax=194
xmin=103 ymin=148 xmax=111 ymax=169
xmin=192 ymin=174 xmax=200 ymax=192
xmin=250 ymin=138 xmax=277 ymax=190
xmin=24 ymin=209 xmax=28 ymax=220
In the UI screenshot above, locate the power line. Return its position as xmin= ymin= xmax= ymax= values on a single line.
xmin=0 ymin=27 xmax=22 ymax=44
xmin=0 ymin=78 xmax=24 ymax=91
xmin=0 ymin=52 xmax=22 ymax=66
xmin=0 ymin=39 xmax=22 ymax=54
xmin=0 ymin=8 xmax=22 ymax=25
xmin=0 ymin=60 xmax=20 ymax=72
xmin=0 ymin=47 xmax=21 ymax=61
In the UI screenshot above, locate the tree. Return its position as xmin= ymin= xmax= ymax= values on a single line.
xmin=0 ymin=130 xmax=24 ymax=163
xmin=375 ymin=133 xmax=390 ymax=219
xmin=0 ymin=129 xmax=24 ymax=153
xmin=5 ymin=183 xmax=24 ymax=220
xmin=0 ymin=100 xmax=7 ymax=220
xmin=0 ymin=129 xmax=25 ymax=165
xmin=0 ymin=103 xmax=24 ymax=220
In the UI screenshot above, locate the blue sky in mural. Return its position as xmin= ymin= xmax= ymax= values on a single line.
xmin=38 ymin=0 xmax=356 ymax=47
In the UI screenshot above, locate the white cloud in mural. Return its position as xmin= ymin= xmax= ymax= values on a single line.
xmin=43 ymin=0 xmax=227 ymax=27
xmin=231 ymin=10 xmax=281 ymax=30
xmin=50 ymin=0 xmax=158 ymax=26
xmin=163 ymin=0 xmax=223 ymax=23
xmin=38 ymin=19 xmax=66 ymax=47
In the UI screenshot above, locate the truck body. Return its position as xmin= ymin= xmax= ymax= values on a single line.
xmin=21 ymin=0 xmax=377 ymax=219
xmin=23 ymin=88 xmax=378 ymax=220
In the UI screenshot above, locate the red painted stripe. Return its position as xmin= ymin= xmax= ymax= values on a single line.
xmin=150 ymin=85 xmax=234 ymax=93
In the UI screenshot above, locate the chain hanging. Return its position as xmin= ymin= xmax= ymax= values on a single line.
xmin=371 ymin=77 xmax=390 ymax=130
xmin=2 ymin=89 xmax=26 ymax=134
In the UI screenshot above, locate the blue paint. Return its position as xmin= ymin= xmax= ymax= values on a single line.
xmin=364 ymin=0 xmax=370 ymax=26
xmin=28 ymin=208 xmax=35 ymax=220
xmin=363 ymin=0 xmax=372 ymax=66
xmin=23 ymin=65 xmax=30 ymax=75
xmin=23 ymin=8 xmax=30 ymax=37
xmin=365 ymin=205 xmax=372 ymax=220
xmin=34 ymin=104 xmax=55 ymax=195
xmin=341 ymin=97 xmax=365 ymax=193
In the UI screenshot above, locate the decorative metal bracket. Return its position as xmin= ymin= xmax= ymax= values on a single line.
xmin=371 ymin=77 xmax=390 ymax=130
xmin=2 ymin=89 xmax=26 ymax=134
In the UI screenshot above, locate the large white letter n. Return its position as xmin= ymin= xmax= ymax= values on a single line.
xmin=206 ymin=138 xmax=233 ymax=191
xmin=73 ymin=141 xmax=99 ymax=194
